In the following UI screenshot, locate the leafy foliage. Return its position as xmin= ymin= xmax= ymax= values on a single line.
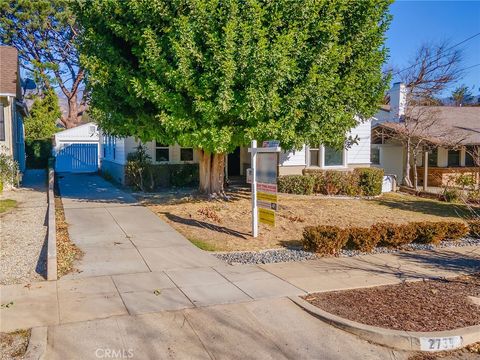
xmin=24 ymin=90 xmax=61 ymax=141
xmin=77 ymin=0 xmax=391 ymax=153
xmin=0 ymin=0 xmax=85 ymax=128
xmin=451 ymin=85 xmax=474 ymax=107
xmin=0 ymin=150 xmax=20 ymax=188
xmin=279 ymin=168 xmax=383 ymax=196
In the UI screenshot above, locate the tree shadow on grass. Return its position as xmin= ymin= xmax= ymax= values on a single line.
xmin=371 ymin=196 xmax=475 ymax=219
xmin=162 ymin=212 xmax=250 ymax=239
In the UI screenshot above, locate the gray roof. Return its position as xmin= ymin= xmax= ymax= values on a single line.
xmin=373 ymin=106 xmax=480 ymax=145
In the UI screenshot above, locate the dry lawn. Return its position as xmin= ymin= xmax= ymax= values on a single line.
xmin=146 ymin=189 xmax=472 ymax=252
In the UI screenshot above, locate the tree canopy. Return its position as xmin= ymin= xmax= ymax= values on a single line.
xmin=451 ymin=85 xmax=474 ymax=107
xmin=77 ymin=0 xmax=391 ymax=154
xmin=24 ymin=90 xmax=61 ymax=141
xmin=0 ymin=0 xmax=86 ymax=128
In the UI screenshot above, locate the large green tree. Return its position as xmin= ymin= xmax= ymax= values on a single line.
xmin=77 ymin=0 xmax=391 ymax=194
xmin=0 ymin=0 xmax=86 ymax=128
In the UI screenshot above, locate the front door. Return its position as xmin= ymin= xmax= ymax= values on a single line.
xmin=228 ymin=147 xmax=241 ymax=177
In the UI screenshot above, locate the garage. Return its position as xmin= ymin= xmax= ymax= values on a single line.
xmin=54 ymin=122 xmax=100 ymax=173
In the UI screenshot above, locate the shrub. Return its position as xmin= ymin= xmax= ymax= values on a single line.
xmin=442 ymin=222 xmax=469 ymax=240
xmin=278 ymin=175 xmax=315 ymax=195
xmin=411 ymin=222 xmax=447 ymax=245
xmin=467 ymin=219 xmax=480 ymax=238
xmin=354 ymin=167 xmax=384 ymax=196
xmin=443 ymin=188 xmax=461 ymax=203
xmin=374 ymin=223 xmax=417 ymax=247
xmin=345 ymin=227 xmax=381 ymax=252
xmin=0 ymin=150 xmax=19 ymax=188
xmin=25 ymin=139 xmax=52 ymax=169
xmin=302 ymin=225 xmax=349 ymax=255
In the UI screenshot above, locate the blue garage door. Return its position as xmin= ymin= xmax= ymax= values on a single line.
xmin=55 ymin=143 xmax=98 ymax=173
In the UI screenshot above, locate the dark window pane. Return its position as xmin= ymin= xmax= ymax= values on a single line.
xmin=156 ymin=148 xmax=169 ymax=162
xmin=324 ymin=146 xmax=343 ymax=166
xmin=309 ymin=150 xmax=319 ymax=166
xmin=180 ymin=148 xmax=193 ymax=161
xmin=466 ymin=147 xmax=476 ymax=167
xmin=0 ymin=103 xmax=5 ymax=141
xmin=447 ymin=150 xmax=460 ymax=167
xmin=371 ymin=147 xmax=380 ymax=165
xmin=428 ymin=148 xmax=438 ymax=167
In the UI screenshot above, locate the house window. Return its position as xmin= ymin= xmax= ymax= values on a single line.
xmin=428 ymin=148 xmax=438 ymax=167
xmin=180 ymin=148 xmax=194 ymax=161
xmin=447 ymin=150 xmax=460 ymax=167
xmin=465 ymin=146 xmax=478 ymax=167
xmin=0 ymin=103 xmax=5 ymax=141
xmin=155 ymin=142 xmax=169 ymax=162
xmin=324 ymin=146 xmax=343 ymax=166
xmin=308 ymin=145 xmax=320 ymax=166
xmin=111 ymin=137 xmax=116 ymax=160
xmin=371 ymin=147 xmax=380 ymax=165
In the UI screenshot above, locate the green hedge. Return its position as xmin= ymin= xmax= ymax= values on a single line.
xmin=25 ymin=139 xmax=52 ymax=169
xmin=126 ymin=163 xmax=199 ymax=190
xmin=303 ymin=221 xmax=469 ymax=255
xmin=279 ymin=168 xmax=384 ymax=196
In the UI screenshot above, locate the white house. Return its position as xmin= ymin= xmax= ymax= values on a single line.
xmin=54 ymin=122 xmax=100 ymax=173
xmin=100 ymin=119 xmax=372 ymax=185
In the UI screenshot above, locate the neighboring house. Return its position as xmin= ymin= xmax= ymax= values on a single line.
xmin=0 ymin=46 xmax=28 ymax=172
xmin=100 ymin=119 xmax=372 ymax=185
xmin=371 ymin=83 xmax=480 ymax=187
xmin=53 ymin=122 xmax=100 ymax=173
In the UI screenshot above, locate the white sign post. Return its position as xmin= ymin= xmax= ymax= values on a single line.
xmin=248 ymin=140 xmax=281 ymax=238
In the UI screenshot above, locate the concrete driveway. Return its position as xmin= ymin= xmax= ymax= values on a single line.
xmin=57 ymin=173 xmax=223 ymax=278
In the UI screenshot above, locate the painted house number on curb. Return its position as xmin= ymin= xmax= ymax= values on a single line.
xmin=419 ymin=336 xmax=462 ymax=351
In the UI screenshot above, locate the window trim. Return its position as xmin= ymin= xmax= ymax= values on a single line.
xmin=155 ymin=142 xmax=170 ymax=163
xmin=306 ymin=145 xmax=346 ymax=168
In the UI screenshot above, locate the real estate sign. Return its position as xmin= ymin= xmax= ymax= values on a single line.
xmin=248 ymin=140 xmax=281 ymax=237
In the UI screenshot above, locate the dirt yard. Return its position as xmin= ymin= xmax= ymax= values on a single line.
xmin=146 ymin=189 xmax=471 ymax=252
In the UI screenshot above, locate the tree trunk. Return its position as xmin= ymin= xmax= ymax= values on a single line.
xmin=403 ymin=139 xmax=413 ymax=187
xmin=63 ymin=94 xmax=79 ymax=129
xmin=412 ymin=150 xmax=418 ymax=191
xmin=197 ymin=149 xmax=226 ymax=196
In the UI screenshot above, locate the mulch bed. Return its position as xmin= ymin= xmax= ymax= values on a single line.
xmin=304 ymin=273 xmax=480 ymax=332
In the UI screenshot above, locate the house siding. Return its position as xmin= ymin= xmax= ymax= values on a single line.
xmin=347 ymin=120 xmax=371 ymax=165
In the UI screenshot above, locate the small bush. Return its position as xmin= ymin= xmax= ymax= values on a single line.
xmin=443 ymin=222 xmax=469 ymax=240
xmin=278 ymin=175 xmax=315 ymax=195
xmin=467 ymin=219 xmax=480 ymax=238
xmin=374 ymin=223 xmax=417 ymax=247
xmin=443 ymin=188 xmax=461 ymax=203
xmin=354 ymin=168 xmax=384 ymax=196
xmin=411 ymin=222 xmax=447 ymax=245
xmin=345 ymin=227 xmax=381 ymax=252
xmin=302 ymin=225 xmax=349 ymax=255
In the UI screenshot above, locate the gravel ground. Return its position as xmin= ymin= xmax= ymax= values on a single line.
xmin=0 ymin=329 xmax=30 ymax=360
xmin=304 ymin=273 xmax=480 ymax=332
xmin=213 ymin=237 xmax=480 ymax=264
xmin=0 ymin=170 xmax=47 ymax=285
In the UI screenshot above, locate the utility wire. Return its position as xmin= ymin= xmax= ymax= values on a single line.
xmin=392 ymin=32 xmax=480 ymax=76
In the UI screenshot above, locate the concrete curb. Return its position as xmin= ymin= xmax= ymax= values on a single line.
xmin=24 ymin=327 xmax=47 ymax=360
xmin=289 ymin=296 xmax=480 ymax=352
xmin=47 ymin=167 xmax=57 ymax=281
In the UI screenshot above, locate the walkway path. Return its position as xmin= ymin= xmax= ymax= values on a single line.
xmin=1 ymin=174 xmax=479 ymax=358
xmin=0 ymin=170 xmax=47 ymax=285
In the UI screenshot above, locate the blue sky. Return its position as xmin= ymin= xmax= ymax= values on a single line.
xmin=387 ymin=0 xmax=480 ymax=96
